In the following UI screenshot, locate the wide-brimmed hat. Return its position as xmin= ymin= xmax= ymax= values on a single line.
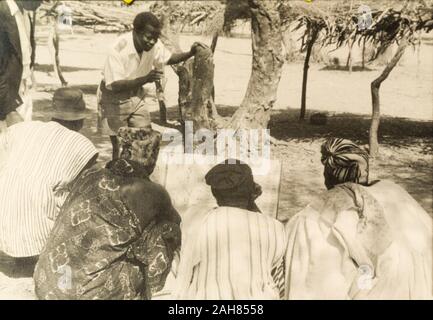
xmin=50 ymin=87 xmax=91 ymax=121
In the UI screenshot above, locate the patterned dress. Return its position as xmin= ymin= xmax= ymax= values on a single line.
xmin=33 ymin=159 xmax=181 ymax=300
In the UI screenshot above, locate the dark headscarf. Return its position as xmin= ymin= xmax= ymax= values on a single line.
xmin=321 ymin=138 xmax=369 ymax=188
xmin=205 ymin=159 xmax=262 ymax=212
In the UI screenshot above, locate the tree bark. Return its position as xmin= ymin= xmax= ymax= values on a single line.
xmin=369 ymin=39 xmax=408 ymax=157
xmin=361 ymin=37 xmax=366 ymax=70
xmin=300 ymin=26 xmax=319 ymax=121
xmin=210 ymin=32 xmax=219 ymax=101
xmin=346 ymin=38 xmax=355 ymax=73
xmin=158 ymin=1 xmax=218 ymax=132
xmin=210 ymin=32 xmax=219 ymax=53
xmin=184 ymin=46 xmax=217 ymax=131
xmin=228 ymin=0 xmax=284 ymax=130
xmin=155 ymin=2 xmax=179 ymax=124
xmin=48 ymin=20 xmax=67 ymax=87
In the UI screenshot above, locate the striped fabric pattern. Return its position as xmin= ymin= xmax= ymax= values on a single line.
xmin=321 ymin=137 xmax=369 ymax=184
xmin=175 ymin=207 xmax=287 ymax=300
xmin=271 ymin=258 xmax=285 ymax=299
xmin=0 ymin=121 xmax=98 ymax=257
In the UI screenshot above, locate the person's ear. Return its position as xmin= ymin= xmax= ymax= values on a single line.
xmin=252 ymin=183 xmax=262 ymax=200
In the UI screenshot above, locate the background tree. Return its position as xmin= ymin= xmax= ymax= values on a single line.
xmin=292 ymin=14 xmax=327 ymax=120
xmin=287 ymin=0 xmax=433 ymax=156
xmin=359 ymin=4 xmax=433 ymax=156
xmin=226 ymin=0 xmax=284 ymax=131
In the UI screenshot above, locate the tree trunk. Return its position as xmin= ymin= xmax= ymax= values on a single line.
xmin=158 ymin=1 xmax=218 ymax=132
xmin=210 ymin=32 xmax=219 ymax=53
xmin=416 ymin=32 xmax=421 ymax=78
xmin=346 ymin=38 xmax=355 ymax=73
xmin=300 ymin=26 xmax=319 ymax=121
xmin=48 ymin=21 xmax=67 ymax=87
xmin=369 ymin=40 xmax=408 ymax=157
xmin=155 ymin=3 xmax=178 ymax=124
xmin=210 ymin=32 xmax=219 ymax=102
xmin=228 ymin=0 xmax=284 ymax=130
xmin=184 ymin=46 xmax=216 ymax=131
xmin=361 ymin=37 xmax=366 ymax=70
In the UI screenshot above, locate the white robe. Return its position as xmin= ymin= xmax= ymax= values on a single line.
xmin=284 ymin=180 xmax=432 ymax=300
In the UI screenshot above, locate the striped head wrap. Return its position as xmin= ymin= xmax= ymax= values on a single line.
xmin=321 ymin=138 xmax=369 ymax=188
xmin=117 ymin=127 xmax=162 ymax=175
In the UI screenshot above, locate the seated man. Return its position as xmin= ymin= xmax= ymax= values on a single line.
xmin=172 ymin=159 xmax=286 ymax=300
xmin=0 ymin=88 xmax=98 ymax=268
xmin=284 ymin=138 xmax=432 ymax=300
xmin=34 ymin=127 xmax=181 ymax=300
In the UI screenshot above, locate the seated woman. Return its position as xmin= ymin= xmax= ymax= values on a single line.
xmin=173 ymin=159 xmax=286 ymax=300
xmin=284 ymin=138 xmax=432 ymax=300
xmin=33 ymin=127 xmax=181 ymax=300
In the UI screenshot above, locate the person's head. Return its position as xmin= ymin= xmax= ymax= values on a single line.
xmin=49 ymin=87 xmax=90 ymax=132
xmin=117 ymin=127 xmax=162 ymax=175
xmin=321 ymin=138 xmax=369 ymax=190
xmin=132 ymin=12 xmax=162 ymax=52
xmin=17 ymin=0 xmax=43 ymax=11
xmin=205 ymin=159 xmax=262 ymax=212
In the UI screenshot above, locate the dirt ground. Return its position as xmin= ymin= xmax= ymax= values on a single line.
xmin=31 ymin=28 xmax=432 ymax=220
xmin=0 ymin=28 xmax=431 ymax=299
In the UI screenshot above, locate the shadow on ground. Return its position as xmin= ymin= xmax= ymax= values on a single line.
xmin=32 ymin=98 xmax=432 ymax=218
xmin=37 ymin=83 xmax=99 ymax=96
xmin=319 ymin=65 xmax=375 ymax=72
xmin=34 ymin=63 xmax=99 ymax=73
xmin=151 ymin=104 xmax=433 ymax=154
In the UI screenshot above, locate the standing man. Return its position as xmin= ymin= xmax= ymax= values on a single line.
xmin=0 ymin=0 xmax=42 ymax=126
xmin=98 ymin=11 xmax=205 ymax=159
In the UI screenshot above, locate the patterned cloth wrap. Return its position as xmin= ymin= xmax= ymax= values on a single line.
xmin=117 ymin=127 xmax=162 ymax=175
xmin=33 ymin=157 xmax=180 ymax=300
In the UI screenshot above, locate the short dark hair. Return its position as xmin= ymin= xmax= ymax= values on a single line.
xmin=133 ymin=12 xmax=162 ymax=33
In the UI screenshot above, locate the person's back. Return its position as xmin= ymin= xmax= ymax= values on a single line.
xmin=34 ymin=165 xmax=177 ymax=300
xmin=34 ymin=127 xmax=181 ymax=300
xmin=173 ymin=159 xmax=286 ymax=300
xmin=284 ymin=138 xmax=433 ymax=300
xmin=0 ymin=121 xmax=97 ymax=257
xmin=187 ymin=206 xmax=285 ymax=300
xmin=356 ymin=180 xmax=432 ymax=299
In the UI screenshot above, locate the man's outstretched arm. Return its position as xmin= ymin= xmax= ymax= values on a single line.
xmin=166 ymin=42 xmax=208 ymax=65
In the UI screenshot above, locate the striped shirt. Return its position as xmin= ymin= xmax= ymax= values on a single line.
xmin=174 ymin=207 xmax=287 ymax=300
xmin=0 ymin=121 xmax=98 ymax=257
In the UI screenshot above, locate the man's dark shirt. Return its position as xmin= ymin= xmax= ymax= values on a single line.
xmin=0 ymin=1 xmax=35 ymax=120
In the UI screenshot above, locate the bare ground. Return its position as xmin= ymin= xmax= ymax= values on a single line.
xmin=0 ymin=30 xmax=431 ymax=299
xmin=31 ymin=30 xmax=432 ymax=219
